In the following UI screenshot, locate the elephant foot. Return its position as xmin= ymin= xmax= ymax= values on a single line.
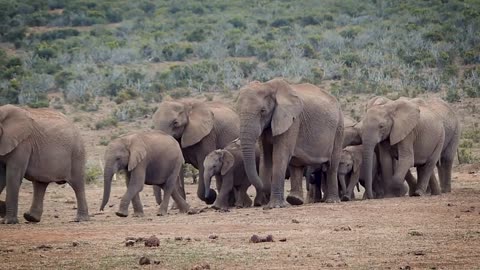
xmin=254 ymin=193 xmax=268 ymax=206
xmin=0 ymin=201 xmax=5 ymax=218
xmin=263 ymin=198 xmax=287 ymax=210
xmin=341 ymin=195 xmax=351 ymax=202
xmin=212 ymin=203 xmax=229 ymax=212
xmin=132 ymin=212 xmax=145 ymax=218
xmin=23 ymin=212 xmax=41 ymax=223
xmin=156 ymin=209 xmax=168 ymax=216
xmin=1 ymin=216 xmax=19 ymax=224
xmin=170 ymin=202 xmax=179 ymax=210
xmin=203 ymin=189 xmax=217 ymax=205
xmin=286 ymin=192 xmax=304 ymax=206
xmin=74 ymin=214 xmax=90 ymax=222
xmin=216 ymin=208 xmax=230 ymax=213
xmin=412 ymin=189 xmax=426 ymax=197
xmin=115 ymin=211 xmax=128 ymax=218
xmin=324 ymin=195 xmax=340 ymax=203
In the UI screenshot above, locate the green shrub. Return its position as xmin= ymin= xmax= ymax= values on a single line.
xmin=186 ymin=28 xmax=207 ymax=42
xmin=270 ymin=18 xmax=291 ymax=28
xmin=445 ymin=87 xmax=460 ymax=103
xmin=340 ymin=53 xmax=361 ymax=67
xmin=169 ymin=88 xmax=191 ymax=99
xmin=113 ymin=101 xmax=153 ymax=122
xmin=457 ymin=148 xmax=478 ymax=164
xmin=85 ymin=163 xmax=103 ymax=184
xmin=94 ymin=117 xmax=118 ymax=130
xmin=54 ymin=70 xmax=74 ymax=89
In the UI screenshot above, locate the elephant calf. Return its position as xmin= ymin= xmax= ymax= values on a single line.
xmin=100 ymin=131 xmax=189 ymax=217
xmin=0 ymin=105 xmax=89 ymax=224
xmin=203 ymin=139 xmax=259 ymax=210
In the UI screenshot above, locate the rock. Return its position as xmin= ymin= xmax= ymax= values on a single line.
xmin=54 ymin=215 xmax=59 ymax=218
xmin=306 ymin=254 xmax=312 ymax=257
xmin=72 ymin=241 xmax=79 ymax=247
xmin=326 ymin=263 xmax=333 ymax=267
xmin=109 ymin=204 xmax=114 ymax=208
xmin=185 ymin=237 xmax=192 ymax=241
xmin=139 ymin=256 xmax=151 ymax=265
xmin=334 ymin=226 xmax=352 ymax=231
xmin=125 ymin=240 xmax=135 ymax=247
xmin=191 ymin=263 xmax=210 ymax=270
xmin=154 ymin=260 xmax=161 ymax=265
xmin=291 ymin=218 xmax=300 ymax=224
xmin=408 ymin=231 xmax=423 ymax=236
xmin=144 ymin=235 xmax=160 ymax=247
xmin=455 ymin=215 xmax=460 ymax=218
xmin=250 ymin=235 xmax=261 ymax=243
xmin=447 ymin=203 xmax=454 ymax=207
xmin=37 ymin=245 xmax=53 ymax=250
xmin=413 ymin=250 xmax=425 ymax=256
xmin=279 ymin=238 xmax=287 ymax=242
xmin=208 ymin=234 xmax=218 ymax=240
xmin=174 ymin=236 xmax=183 ymax=241
xmin=265 ymin=235 xmax=274 ymax=242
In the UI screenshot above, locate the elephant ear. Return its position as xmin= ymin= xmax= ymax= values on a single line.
xmin=389 ymin=100 xmax=420 ymax=145
xmin=366 ymin=96 xmax=391 ymax=111
xmin=220 ymin=150 xmax=235 ymax=175
xmin=127 ymin=138 xmax=147 ymax=171
xmin=0 ymin=105 xmax=34 ymax=155
xmin=269 ymin=79 xmax=304 ymax=136
xmin=181 ymin=103 xmax=214 ymax=148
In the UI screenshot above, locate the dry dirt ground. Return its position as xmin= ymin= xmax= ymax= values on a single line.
xmin=0 ymin=169 xmax=479 ymax=270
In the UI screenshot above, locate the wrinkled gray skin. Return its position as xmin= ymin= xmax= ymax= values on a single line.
xmin=237 ymin=78 xmax=344 ymax=208
xmin=100 ymin=132 xmax=189 ymax=217
xmin=203 ymin=139 xmax=258 ymax=211
xmin=361 ymin=97 xmax=445 ymax=198
xmin=343 ymin=116 xmax=362 ymax=148
xmin=152 ymin=100 xmax=242 ymax=205
xmin=0 ymin=105 xmax=88 ymax=224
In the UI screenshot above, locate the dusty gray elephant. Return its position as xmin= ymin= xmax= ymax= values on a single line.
xmin=361 ymin=97 xmax=445 ymax=198
xmin=152 ymin=100 xmax=240 ymax=205
xmin=407 ymin=98 xmax=460 ymax=193
xmin=203 ymin=139 xmax=258 ymax=210
xmin=237 ymin=78 xmax=344 ymax=208
xmin=0 ymin=105 xmax=89 ymax=224
xmin=100 ymin=131 xmax=189 ymax=217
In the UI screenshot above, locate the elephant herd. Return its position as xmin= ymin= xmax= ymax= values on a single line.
xmin=0 ymin=78 xmax=460 ymax=224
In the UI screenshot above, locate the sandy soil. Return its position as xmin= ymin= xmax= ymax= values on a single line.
xmin=0 ymin=169 xmax=479 ymax=270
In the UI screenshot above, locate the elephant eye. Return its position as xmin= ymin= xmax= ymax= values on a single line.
xmin=260 ymin=108 xmax=267 ymax=114
xmin=379 ymin=123 xmax=385 ymax=129
xmin=172 ymin=120 xmax=179 ymax=127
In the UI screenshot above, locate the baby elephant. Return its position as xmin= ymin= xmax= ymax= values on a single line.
xmin=338 ymin=145 xmax=382 ymax=201
xmin=100 ymin=131 xmax=189 ymax=217
xmin=203 ymin=139 xmax=258 ymax=211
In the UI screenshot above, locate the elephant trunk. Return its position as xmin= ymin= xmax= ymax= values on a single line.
xmin=338 ymin=174 xmax=347 ymax=197
xmin=203 ymin=170 xmax=214 ymax=199
xmin=361 ymin=139 xmax=376 ymax=199
xmin=239 ymin=115 xmax=264 ymax=192
xmin=100 ymin=164 xmax=116 ymax=211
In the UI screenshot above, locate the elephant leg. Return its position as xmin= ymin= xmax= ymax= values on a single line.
xmin=2 ymin=161 xmax=28 ymax=224
xmin=127 ymin=178 xmax=144 ymax=217
xmin=255 ymin=141 xmax=272 ymax=206
xmin=239 ymin=185 xmax=252 ymax=208
xmin=171 ymin=185 xmax=190 ymax=213
xmin=286 ymin=165 xmax=305 ymax=206
xmin=389 ymin=141 xmax=413 ymax=197
xmin=153 ymin=185 xmax=162 ymax=205
xmin=0 ymin=166 xmax=5 ymax=218
xmin=405 ymin=170 xmax=417 ymax=196
xmin=438 ymin=157 xmax=454 ymax=193
xmin=197 ymin=165 xmax=216 ymax=205
xmin=428 ymin=172 xmax=441 ymax=196
xmin=24 ymin=181 xmax=49 ymax=222
xmin=117 ymin=170 xmax=145 ymax=217
xmin=338 ymin=175 xmax=347 ymax=198
xmin=70 ymin=162 xmax=89 ymax=222
xmin=343 ymin=174 xmax=358 ymax=201
xmin=158 ymin=167 xmax=182 ymax=216
xmin=325 ymin=127 xmax=343 ymax=203
xmin=213 ymin=175 xmax=234 ymax=211
xmin=413 ymin=161 xmax=437 ymax=196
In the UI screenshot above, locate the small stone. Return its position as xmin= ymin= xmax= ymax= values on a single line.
xmin=174 ymin=236 xmax=183 ymax=241
xmin=306 ymin=254 xmax=312 ymax=257
xmin=264 ymin=246 xmax=270 ymax=249
xmin=413 ymin=250 xmax=425 ymax=256
xmin=279 ymin=238 xmax=287 ymax=242
xmin=72 ymin=241 xmax=79 ymax=247
xmin=408 ymin=231 xmax=423 ymax=236
xmin=191 ymin=263 xmax=210 ymax=270
xmin=455 ymin=215 xmax=460 ymax=218
xmin=250 ymin=234 xmax=261 ymax=243
xmin=54 ymin=215 xmax=59 ymax=218
xmin=447 ymin=203 xmax=454 ymax=207
xmin=185 ymin=237 xmax=191 ymax=241
xmin=208 ymin=234 xmax=218 ymax=240
xmin=37 ymin=245 xmax=53 ymax=250
xmin=154 ymin=260 xmax=161 ymax=265
xmin=292 ymin=219 xmax=300 ymax=224
xmin=109 ymin=204 xmax=114 ymax=208
xmin=144 ymin=235 xmax=160 ymax=247
xmin=265 ymin=235 xmax=274 ymax=242
xmin=326 ymin=263 xmax=334 ymax=267
xmin=139 ymin=256 xmax=151 ymax=265
xmin=125 ymin=240 xmax=135 ymax=247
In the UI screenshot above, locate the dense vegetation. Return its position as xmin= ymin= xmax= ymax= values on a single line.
xmin=0 ymin=0 xmax=479 ymax=107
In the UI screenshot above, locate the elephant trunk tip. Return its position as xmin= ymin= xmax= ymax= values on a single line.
xmin=205 ymin=188 xmax=210 ymax=199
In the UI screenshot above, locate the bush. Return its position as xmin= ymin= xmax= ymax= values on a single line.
xmin=168 ymin=88 xmax=191 ymax=99
xmin=113 ymin=101 xmax=153 ymax=122
xmin=94 ymin=117 xmax=118 ymax=130
xmin=85 ymin=163 xmax=103 ymax=184
xmin=270 ymin=18 xmax=291 ymax=28
xmin=186 ymin=28 xmax=207 ymax=42
xmin=445 ymin=87 xmax=460 ymax=103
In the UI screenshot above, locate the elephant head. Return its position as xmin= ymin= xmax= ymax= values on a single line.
xmin=361 ymin=99 xmax=420 ymax=198
xmin=100 ymin=135 xmax=147 ymax=211
xmin=338 ymin=148 xmax=360 ymax=194
xmin=203 ymin=149 xmax=235 ymax=198
xmin=152 ymin=101 xmax=214 ymax=148
xmin=0 ymin=105 xmax=34 ymax=156
xmin=236 ymin=78 xmax=303 ymax=192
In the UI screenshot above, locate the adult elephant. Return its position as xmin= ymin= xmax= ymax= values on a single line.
xmin=152 ymin=100 xmax=241 ymax=205
xmin=361 ymin=97 xmax=445 ymax=198
xmin=0 ymin=105 xmax=89 ymax=224
xmin=237 ymin=78 xmax=344 ymax=208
